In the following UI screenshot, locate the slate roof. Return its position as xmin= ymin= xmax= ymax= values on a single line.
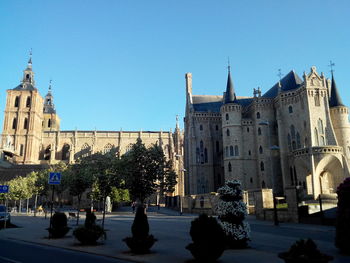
xmin=12 ymin=83 xmax=36 ymax=91
xmin=192 ymin=95 xmax=253 ymax=112
xmin=224 ymin=71 xmax=236 ymax=103
xmin=329 ymin=74 xmax=345 ymax=107
xmin=263 ymin=70 xmax=303 ymax=98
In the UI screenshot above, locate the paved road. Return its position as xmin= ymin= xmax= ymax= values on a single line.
xmin=0 ymin=239 xmax=133 ymax=263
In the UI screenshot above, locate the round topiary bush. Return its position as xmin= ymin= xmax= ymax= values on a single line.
xmin=335 ymin=177 xmax=350 ymax=254
xmin=47 ymin=212 xmax=70 ymax=238
xmin=186 ymin=214 xmax=226 ymax=262
xmin=217 ymin=180 xmax=250 ymax=249
xmin=73 ymin=225 xmax=106 ymax=245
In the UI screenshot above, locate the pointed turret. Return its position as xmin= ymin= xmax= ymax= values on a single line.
xmin=329 ymin=73 xmax=345 ymax=107
xmin=13 ymin=51 xmax=36 ymax=90
xmin=224 ymin=67 xmax=236 ymax=104
xmin=44 ymin=80 xmax=56 ymax=114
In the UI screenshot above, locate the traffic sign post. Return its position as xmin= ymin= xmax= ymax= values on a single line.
xmin=48 ymin=173 xmax=61 ymax=238
xmin=0 ymin=185 xmax=9 ymax=229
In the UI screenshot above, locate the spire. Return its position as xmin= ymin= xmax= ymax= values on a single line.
xmin=44 ymin=80 xmax=56 ymax=113
xmin=27 ymin=48 xmax=32 ymax=69
xmin=329 ymin=73 xmax=345 ymax=107
xmin=224 ymin=60 xmax=236 ymax=104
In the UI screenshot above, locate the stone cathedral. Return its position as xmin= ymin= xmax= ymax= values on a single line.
xmin=0 ymin=56 xmax=184 ymax=196
xmin=184 ymin=66 xmax=350 ymax=199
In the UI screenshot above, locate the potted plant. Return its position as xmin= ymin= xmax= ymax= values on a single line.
xmin=73 ymin=210 xmax=106 ymax=245
xmin=335 ymin=177 xmax=350 ymax=254
xmin=186 ymin=214 xmax=226 ymax=262
xmin=279 ymin=239 xmax=333 ymax=263
xmin=123 ymin=206 xmax=157 ymax=254
xmin=47 ymin=212 xmax=70 ymax=238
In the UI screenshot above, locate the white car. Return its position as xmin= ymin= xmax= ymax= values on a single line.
xmin=0 ymin=205 xmax=11 ymax=224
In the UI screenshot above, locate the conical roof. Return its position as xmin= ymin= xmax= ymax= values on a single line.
xmin=329 ymin=74 xmax=344 ymax=107
xmin=224 ymin=69 xmax=236 ymax=104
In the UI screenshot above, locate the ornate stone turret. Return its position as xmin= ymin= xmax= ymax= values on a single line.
xmin=43 ymin=81 xmax=60 ymax=131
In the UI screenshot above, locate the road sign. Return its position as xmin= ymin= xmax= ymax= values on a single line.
xmin=48 ymin=172 xmax=61 ymax=185
xmin=0 ymin=185 xmax=9 ymax=193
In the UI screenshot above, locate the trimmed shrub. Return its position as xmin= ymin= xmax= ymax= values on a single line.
xmin=335 ymin=177 xmax=350 ymax=254
xmin=47 ymin=212 xmax=70 ymax=238
xmin=279 ymin=239 xmax=333 ymax=263
xmin=123 ymin=206 xmax=157 ymax=254
xmin=186 ymin=214 xmax=225 ymax=262
xmin=73 ymin=211 xmax=105 ymax=245
xmin=217 ymin=180 xmax=250 ymax=248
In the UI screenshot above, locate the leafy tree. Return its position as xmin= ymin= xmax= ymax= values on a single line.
xmin=120 ymin=138 xmax=177 ymax=204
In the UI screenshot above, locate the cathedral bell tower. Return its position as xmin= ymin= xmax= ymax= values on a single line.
xmin=43 ymin=81 xmax=60 ymax=131
xmin=1 ymin=53 xmax=44 ymax=164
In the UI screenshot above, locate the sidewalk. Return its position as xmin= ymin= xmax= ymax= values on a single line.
xmin=0 ymin=210 xmax=348 ymax=263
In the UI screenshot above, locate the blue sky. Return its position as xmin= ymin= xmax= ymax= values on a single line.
xmin=0 ymin=0 xmax=349 ymax=131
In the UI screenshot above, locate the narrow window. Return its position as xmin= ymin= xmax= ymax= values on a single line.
xmin=216 ymin=141 xmax=219 ymax=153
xmin=259 ymin=146 xmax=263 ymax=154
xmin=248 ymin=150 xmax=251 ymax=156
xmin=318 ymin=119 xmax=324 ymax=134
xmin=288 ymin=105 xmax=293 ymax=113
xmin=258 ymin=127 xmax=261 ymax=135
xmin=256 ymin=112 xmax=261 ymax=119
xmin=228 ymin=162 xmax=232 ymax=172
xmin=199 ymin=124 xmax=203 ymax=131
xmin=296 ymin=133 xmax=301 ymax=149
xmin=247 ymin=127 xmax=249 ymax=132
xmin=48 ymin=119 xmax=51 ymax=128
xmin=14 ymin=96 xmax=19 ymax=107
xmin=250 ymin=177 xmax=253 ymax=183
xmin=23 ymin=118 xmax=28 ymax=129
xmin=230 ymin=146 xmax=234 ymax=156
xmin=26 ymin=97 xmax=31 ymax=107
xmin=262 ymin=180 xmax=266 ymax=188
xmin=314 ymin=128 xmax=319 ymax=146
xmin=260 ymin=161 xmax=265 ymax=171
xmin=204 ymin=148 xmax=208 ymax=163
xmin=12 ymin=118 xmax=17 ymax=129
xmin=20 ymin=144 xmax=24 ymax=156
xmin=234 ymin=145 xmax=239 ymax=156
xmin=215 ymin=125 xmax=218 ymax=131
xmin=226 ymin=129 xmax=230 ymax=136
xmin=315 ymin=94 xmax=320 ymax=106
xmin=225 ymin=146 xmax=229 ymax=157
xmin=225 ymin=113 xmax=229 ymax=120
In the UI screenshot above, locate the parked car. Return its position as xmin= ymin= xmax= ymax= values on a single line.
xmin=0 ymin=205 xmax=11 ymax=224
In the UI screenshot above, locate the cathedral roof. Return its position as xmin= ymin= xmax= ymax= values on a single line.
xmin=263 ymin=70 xmax=303 ymax=98
xmin=192 ymin=95 xmax=252 ymax=112
xmin=329 ymin=74 xmax=344 ymax=107
xmin=13 ymin=83 xmax=36 ymax=91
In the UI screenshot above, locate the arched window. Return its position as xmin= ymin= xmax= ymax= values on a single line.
xmin=230 ymin=146 xmax=234 ymax=156
xmin=259 ymin=146 xmax=263 ymax=154
xmin=81 ymin=143 xmax=91 ymax=158
xmin=247 ymin=127 xmax=249 ymax=132
xmin=318 ymin=119 xmax=324 ymax=134
xmin=291 ymin=125 xmax=296 ymax=139
xmin=14 ymin=96 xmax=20 ymax=107
xmin=288 ymin=105 xmax=293 ymax=113
xmin=44 ymin=145 xmax=51 ymax=160
xmin=288 ymin=134 xmax=292 ymax=151
xmin=228 ymin=162 xmax=232 ymax=172
xmin=314 ymin=128 xmax=319 ymax=146
xmin=234 ymin=145 xmax=239 ymax=156
xmin=62 ymin=144 xmax=70 ymax=160
xmin=258 ymin=127 xmax=261 ymax=135
xmin=199 ymin=124 xmax=203 ymax=131
xmin=296 ymin=133 xmax=301 ymax=149
xmin=23 ymin=118 xmax=28 ymax=129
xmin=48 ymin=119 xmax=51 ymax=128
xmin=260 ymin=161 xmax=265 ymax=171
xmin=204 ymin=148 xmax=208 ymax=163
xmin=226 ymin=129 xmax=230 ymax=136
xmin=256 ymin=112 xmax=260 ymax=119
xmin=26 ymin=97 xmax=31 ymax=107
xmin=225 ymin=113 xmax=229 ymax=120
xmin=103 ymin=143 xmax=113 ymax=154
xmin=12 ymin=118 xmax=17 ymax=129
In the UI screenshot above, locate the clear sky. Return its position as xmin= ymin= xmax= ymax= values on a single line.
xmin=0 ymin=0 xmax=349 ymax=131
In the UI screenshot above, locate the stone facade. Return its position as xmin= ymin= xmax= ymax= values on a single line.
xmin=184 ymin=66 xmax=350 ymax=199
xmin=1 ymin=57 xmax=185 ymax=196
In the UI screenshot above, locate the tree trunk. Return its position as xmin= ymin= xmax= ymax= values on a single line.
xmin=76 ymin=195 xmax=81 ymax=226
xmin=26 ymin=198 xmax=29 ymax=214
xmin=34 ymin=194 xmax=38 ymax=217
xmin=19 ymin=199 xmax=22 ymax=213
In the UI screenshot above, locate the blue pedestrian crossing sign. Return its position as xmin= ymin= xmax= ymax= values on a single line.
xmin=48 ymin=172 xmax=61 ymax=185
xmin=0 ymin=185 xmax=9 ymax=193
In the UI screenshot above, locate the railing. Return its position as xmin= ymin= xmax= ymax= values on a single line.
xmin=293 ymin=146 xmax=343 ymax=157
